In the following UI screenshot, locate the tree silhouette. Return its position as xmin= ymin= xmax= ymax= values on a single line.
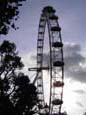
xmin=13 ymin=73 xmax=38 ymax=115
xmin=0 ymin=0 xmax=26 ymax=35
xmin=0 ymin=40 xmax=38 ymax=115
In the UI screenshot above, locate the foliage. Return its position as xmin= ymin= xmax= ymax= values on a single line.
xmin=0 ymin=40 xmax=38 ymax=115
xmin=0 ymin=0 xmax=26 ymax=35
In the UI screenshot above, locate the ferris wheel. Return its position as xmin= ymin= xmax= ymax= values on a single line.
xmin=29 ymin=6 xmax=64 ymax=115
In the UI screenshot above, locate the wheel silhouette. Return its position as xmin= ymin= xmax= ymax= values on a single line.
xmin=29 ymin=6 xmax=64 ymax=115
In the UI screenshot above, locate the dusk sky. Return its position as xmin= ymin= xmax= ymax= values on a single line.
xmin=1 ymin=0 xmax=86 ymax=115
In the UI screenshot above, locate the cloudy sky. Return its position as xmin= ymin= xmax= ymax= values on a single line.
xmin=1 ymin=0 xmax=86 ymax=115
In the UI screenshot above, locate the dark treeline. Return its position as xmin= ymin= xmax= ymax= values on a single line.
xmin=0 ymin=40 xmax=38 ymax=115
xmin=0 ymin=0 xmax=26 ymax=35
xmin=0 ymin=0 xmax=38 ymax=115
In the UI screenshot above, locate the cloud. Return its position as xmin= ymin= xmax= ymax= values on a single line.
xmin=21 ymin=52 xmax=37 ymax=80
xmin=76 ymin=102 xmax=84 ymax=108
xmin=64 ymin=43 xmax=86 ymax=83
xmin=22 ymin=43 xmax=86 ymax=83
xmin=64 ymin=44 xmax=85 ymax=69
xmin=74 ymin=89 xmax=85 ymax=94
xmin=32 ymin=52 xmax=50 ymax=67
xmin=67 ymin=67 xmax=86 ymax=83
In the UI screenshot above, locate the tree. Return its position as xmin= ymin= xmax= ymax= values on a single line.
xmin=13 ymin=73 xmax=38 ymax=115
xmin=0 ymin=40 xmax=38 ymax=115
xmin=0 ymin=0 xmax=26 ymax=35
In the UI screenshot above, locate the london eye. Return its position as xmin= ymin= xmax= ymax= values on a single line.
xmin=29 ymin=6 xmax=64 ymax=115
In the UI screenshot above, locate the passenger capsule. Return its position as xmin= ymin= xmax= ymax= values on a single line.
xmin=53 ymin=61 xmax=64 ymax=67
xmin=52 ymin=99 xmax=63 ymax=105
xmin=52 ymin=42 xmax=63 ymax=48
xmin=53 ymin=81 xmax=64 ymax=87
xmin=51 ymin=26 xmax=61 ymax=31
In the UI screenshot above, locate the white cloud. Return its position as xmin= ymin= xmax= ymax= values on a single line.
xmin=21 ymin=51 xmax=37 ymax=82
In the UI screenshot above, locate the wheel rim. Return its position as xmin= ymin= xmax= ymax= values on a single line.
xmin=36 ymin=6 xmax=64 ymax=115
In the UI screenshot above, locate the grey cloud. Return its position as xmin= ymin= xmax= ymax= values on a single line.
xmin=67 ymin=67 xmax=86 ymax=83
xmin=64 ymin=44 xmax=85 ymax=68
xmin=64 ymin=44 xmax=81 ymax=56
xmin=73 ymin=89 xmax=85 ymax=94
xmin=31 ymin=43 xmax=86 ymax=83
xmin=64 ymin=44 xmax=86 ymax=83
xmin=64 ymin=53 xmax=85 ymax=70
xmin=76 ymin=102 xmax=84 ymax=108
xmin=31 ymin=53 xmax=50 ymax=67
